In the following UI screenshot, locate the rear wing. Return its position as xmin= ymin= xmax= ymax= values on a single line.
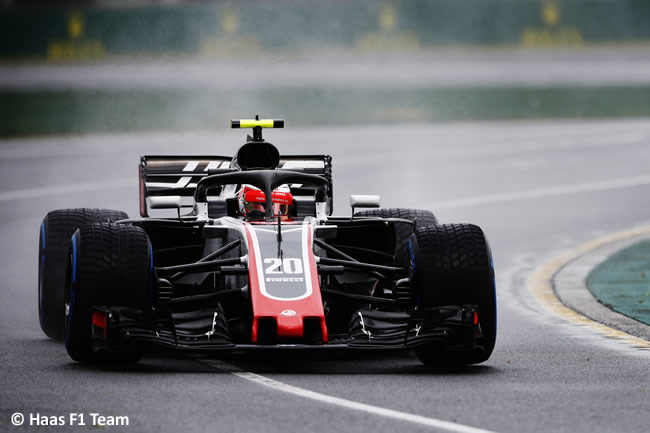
xmin=139 ymin=154 xmax=333 ymax=217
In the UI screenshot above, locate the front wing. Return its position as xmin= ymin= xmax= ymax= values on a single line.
xmin=89 ymin=304 xmax=484 ymax=355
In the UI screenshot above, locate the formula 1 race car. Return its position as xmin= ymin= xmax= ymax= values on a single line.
xmin=38 ymin=118 xmax=496 ymax=366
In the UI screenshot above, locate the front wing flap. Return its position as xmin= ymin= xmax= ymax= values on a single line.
xmin=90 ymin=304 xmax=481 ymax=353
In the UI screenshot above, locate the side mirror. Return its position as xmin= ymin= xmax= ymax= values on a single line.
xmin=149 ymin=196 xmax=182 ymax=210
xmin=350 ymin=194 xmax=380 ymax=215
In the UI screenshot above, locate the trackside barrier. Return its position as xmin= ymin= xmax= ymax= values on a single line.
xmin=0 ymin=0 xmax=649 ymax=61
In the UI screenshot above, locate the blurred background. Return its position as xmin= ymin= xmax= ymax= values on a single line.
xmin=0 ymin=0 xmax=649 ymax=136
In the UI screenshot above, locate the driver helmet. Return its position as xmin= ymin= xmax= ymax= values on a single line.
xmin=237 ymin=185 xmax=293 ymax=219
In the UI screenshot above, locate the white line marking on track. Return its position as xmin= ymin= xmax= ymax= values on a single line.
xmin=200 ymin=359 xmax=499 ymax=433
xmin=431 ymin=174 xmax=650 ymax=210
xmin=0 ymin=179 xmax=131 ymax=202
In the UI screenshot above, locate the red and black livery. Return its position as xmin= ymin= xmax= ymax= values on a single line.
xmin=38 ymin=118 xmax=497 ymax=366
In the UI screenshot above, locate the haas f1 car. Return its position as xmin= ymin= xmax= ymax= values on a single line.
xmin=38 ymin=119 xmax=497 ymax=366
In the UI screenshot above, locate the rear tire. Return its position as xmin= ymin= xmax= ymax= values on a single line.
xmin=39 ymin=209 xmax=128 ymax=339
xmin=64 ymin=223 xmax=152 ymax=364
xmin=410 ymin=224 xmax=496 ymax=366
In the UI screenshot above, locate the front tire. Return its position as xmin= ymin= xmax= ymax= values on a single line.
xmin=64 ymin=223 xmax=152 ymax=364
xmin=410 ymin=224 xmax=496 ymax=366
xmin=39 ymin=209 xmax=128 ymax=339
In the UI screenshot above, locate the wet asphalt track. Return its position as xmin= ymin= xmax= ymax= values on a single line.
xmin=1 ymin=120 xmax=650 ymax=433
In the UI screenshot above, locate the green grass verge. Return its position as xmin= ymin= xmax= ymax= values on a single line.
xmin=587 ymin=240 xmax=650 ymax=326
xmin=1 ymin=86 xmax=649 ymax=137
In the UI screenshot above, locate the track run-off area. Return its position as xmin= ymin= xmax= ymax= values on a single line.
xmin=1 ymin=119 xmax=649 ymax=433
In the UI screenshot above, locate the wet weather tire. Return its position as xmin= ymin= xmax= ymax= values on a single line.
xmin=410 ymin=224 xmax=496 ymax=366
xmin=38 ymin=209 xmax=128 ymax=339
xmin=64 ymin=223 xmax=152 ymax=364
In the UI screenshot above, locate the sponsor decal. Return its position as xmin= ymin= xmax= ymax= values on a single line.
xmin=281 ymin=310 xmax=297 ymax=316
xmin=266 ymin=277 xmax=305 ymax=282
